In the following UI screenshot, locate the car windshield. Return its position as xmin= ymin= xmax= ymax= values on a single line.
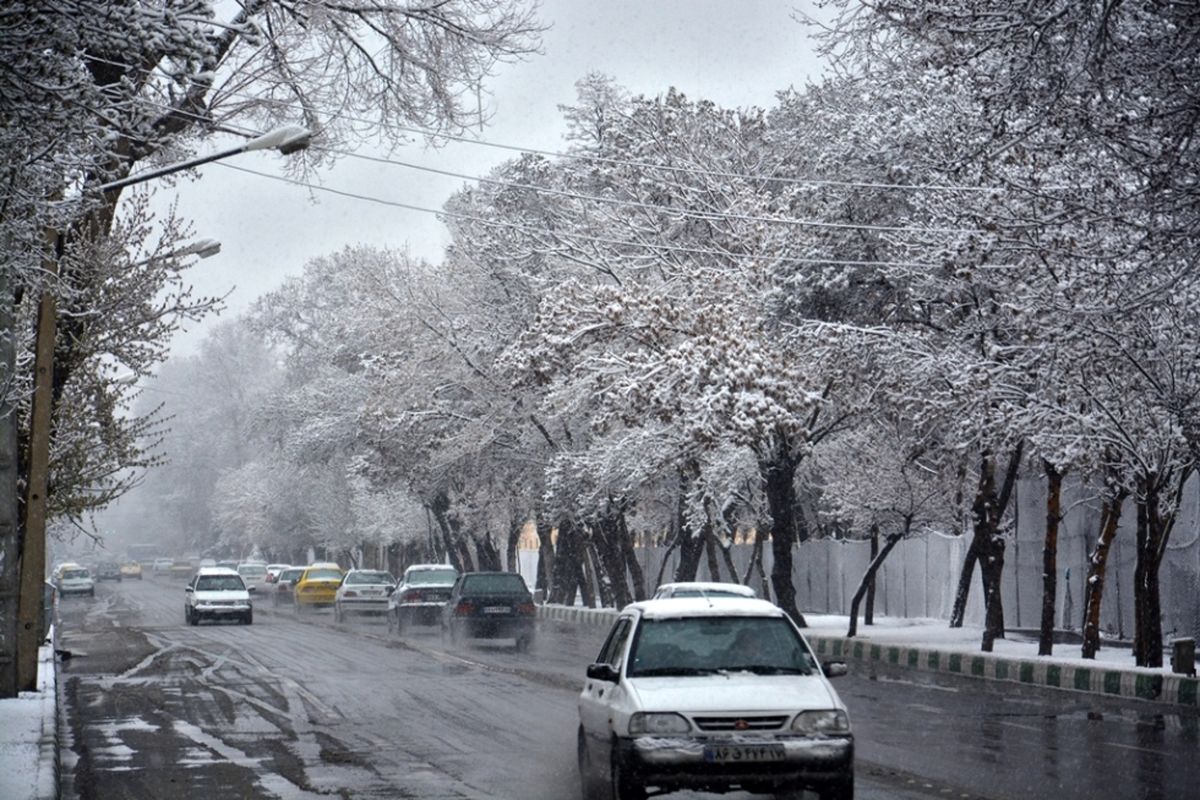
xmin=63 ymin=569 xmax=90 ymax=579
xmin=626 ymin=616 xmax=816 ymax=678
xmin=408 ymin=569 xmax=457 ymax=585
xmin=238 ymin=566 xmax=266 ymax=577
xmin=346 ymin=572 xmax=393 ymax=585
xmin=279 ymin=569 xmax=304 ymax=582
xmin=196 ymin=576 xmax=245 ymax=591
xmin=304 ymin=569 xmax=342 ymax=581
xmin=664 ymin=588 xmax=747 ymax=598
xmin=461 ymin=574 xmax=527 ymax=594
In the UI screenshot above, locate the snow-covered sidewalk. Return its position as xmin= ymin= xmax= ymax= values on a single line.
xmin=0 ymin=637 xmax=59 ymax=800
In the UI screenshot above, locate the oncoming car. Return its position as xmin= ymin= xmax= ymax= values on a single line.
xmin=184 ymin=567 xmax=252 ymax=625
xmin=119 ymin=561 xmax=143 ymax=580
xmin=293 ymin=563 xmax=343 ymax=613
xmin=55 ymin=563 xmax=95 ymax=597
xmin=576 ymin=598 xmax=853 ymax=800
xmin=652 ymin=581 xmax=757 ymax=600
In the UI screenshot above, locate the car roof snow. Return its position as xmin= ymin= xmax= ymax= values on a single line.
xmin=626 ymin=597 xmax=786 ymax=620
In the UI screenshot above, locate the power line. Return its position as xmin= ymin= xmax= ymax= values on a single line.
xmin=80 ymin=51 xmax=1002 ymax=195
xmin=214 ymin=161 xmax=952 ymax=270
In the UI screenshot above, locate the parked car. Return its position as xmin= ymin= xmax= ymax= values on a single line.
xmin=293 ymin=563 xmax=344 ymax=613
xmin=651 ymin=581 xmax=757 ymax=600
xmin=184 ymin=567 xmax=253 ymax=625
xmin=388 ymin=564 xmax=458 ymax=636
xmin=236 ymin=562 xmax=269 ymax=593
xmin=441 ymin=571 xmax=536 ymax=651
xmin=54 ymin=563 xmax=95 ymax=597
xmin=271 ymin=566 xmax=306 ymax=607
xmin=95 ymin=561 xmax=123 ymax=582
xmin=119 ymin=561 xmax=143 ymax=580
xmin=152 ymin=558 xmax=174 ymax=573
xmin=576 ymin=597 xmax=853 ymax=800
xmin=334 ymin=570 xmax=395 ymax=623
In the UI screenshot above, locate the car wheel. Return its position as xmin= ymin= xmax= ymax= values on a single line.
xmin=577 ymin=728 xmax=604 ymax=800
xmin=609 ymin=747 xmax=646 ymax=800
xmin=819 ymin=774 xmax=853 ymax=800
xmin=88 ymin=589 xmax=95 ymax=597
xmin=243 ymin=610 xmax=253 ymax=626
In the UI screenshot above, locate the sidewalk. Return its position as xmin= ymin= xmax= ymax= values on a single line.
xmin=537 ymin=605 xmax=1199 ymax=708
xmin=0 ymin=632 xmax=59 ymax=800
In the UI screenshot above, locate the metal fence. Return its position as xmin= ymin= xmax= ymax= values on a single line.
xmin=518 ymin=473 xmax=1200 ymax=642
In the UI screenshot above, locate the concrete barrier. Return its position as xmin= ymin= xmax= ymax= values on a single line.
xmin=536 ymin=604 xmax=1199 ymax=708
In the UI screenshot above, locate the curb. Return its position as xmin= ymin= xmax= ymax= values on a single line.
xmin=536 ymin=604 xmax=1199 ymax=709
xmin=35 ymin=638 xmax=59 ymax=800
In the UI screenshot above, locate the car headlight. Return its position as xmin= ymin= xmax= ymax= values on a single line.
xmin=628 ymin=712 xmax=691 ymax=735
xmin=791 ymin=710 xmax=850 ymax=734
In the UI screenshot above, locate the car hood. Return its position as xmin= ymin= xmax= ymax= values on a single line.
xmin=195 ymin=590 xmax=250 ymax=602
xmin=626 ymin=673 xmax=842 ymax=713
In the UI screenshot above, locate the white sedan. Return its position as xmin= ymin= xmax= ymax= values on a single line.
xmin=334 ymin=570 xmax=396 ymax=623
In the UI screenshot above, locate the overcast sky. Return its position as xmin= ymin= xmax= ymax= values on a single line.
xmin=157 ymin=1 xmax=826 ymax=354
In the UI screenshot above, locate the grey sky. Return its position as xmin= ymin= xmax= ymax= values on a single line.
xmin=159 ymin=1 xmax=825 ymax=353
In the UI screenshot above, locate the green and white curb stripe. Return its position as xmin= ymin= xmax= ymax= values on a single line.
xmin=536 ymin=604 xmax=1199 ymax=708
xmin=806 ymin=635 xmax=1199 ymax=708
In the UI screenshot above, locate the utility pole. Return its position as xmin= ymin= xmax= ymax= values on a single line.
xmin=15 ymin=229 xmax=60 ymax=691
xmin=10 ymin=126 xmax=311 ymax=690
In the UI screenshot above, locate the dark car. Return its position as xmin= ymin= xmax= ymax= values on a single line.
xmin=441 ymin=571 xmax=536 ymax=651
xmin=95 ymin=561 xmax=123 ymax=582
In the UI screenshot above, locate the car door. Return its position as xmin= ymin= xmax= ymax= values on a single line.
xmin=579 ymin=615 xmax=635 ymax=758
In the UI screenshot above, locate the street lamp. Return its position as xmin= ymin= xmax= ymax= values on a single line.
xmin=13 ymin=128 xmax=309 ymax=691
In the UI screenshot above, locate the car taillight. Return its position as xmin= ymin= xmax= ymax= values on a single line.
xmin=455 ymin=601 xmax=474 ymax=615
xmin=343 ymin=590 xmax=358 ymax=597
xmin=402 ymin=590 xmax=423 ymax=603
xmin=517 ymin=602 xmax=535 ymax=615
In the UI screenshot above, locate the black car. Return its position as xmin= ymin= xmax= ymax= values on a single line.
xmin=441 ymin=571 xmax=536 ymax=651
xmin=95 ymin=561 xmax=123 ymax=582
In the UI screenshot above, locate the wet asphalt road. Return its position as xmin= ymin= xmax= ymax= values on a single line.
xmin=56 ymin=576 xmax=1198 ymax=800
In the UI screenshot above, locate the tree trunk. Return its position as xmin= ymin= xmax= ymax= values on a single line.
xmin=548 ymin=518 xmax=585 ymax=605
xmin=865 ymin=524 xmax=879 ymax=626
xmin=593 ymin=514 xmax=632 ymax=609
xmin=741 ymin=528 xmax=764 ymax=587
xmin=476 ymin=531 xmax=502 ymax=571
xmin=1132 ymin=470 xmax=1181 ymax=668
xmin=0 ymin=282 xmax=18 ymax=698
xmin=762 ymin=449 xmax=805 ymax=626
xmin=1038 ymin=461 xmax=1063 ymax=656
xmin=653 ymin=531 xmax=680 ymax=592
xmin=948 ymin=541 xmax=979 ymax=628
xmin=703 ymin=523 xmax=722 ymax=582
xmin=536 ymin=519 xmax=555 ymax=598
xmin=848 ymin=527 xmax=906 ymax=637
xmin=585 ymin=539 xmax=612 ymax=609
xmin=1082 ymin=485 xmax=1128 ymax=659
xmin=618 ymin=517 xmax=647 ymax=601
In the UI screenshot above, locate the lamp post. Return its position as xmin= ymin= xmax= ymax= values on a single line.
xmin=13 ymin=126 xmax=308 ymax=691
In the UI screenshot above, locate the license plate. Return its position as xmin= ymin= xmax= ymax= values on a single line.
xmin=483 ymin=606 xmax=511 ymax=614
xmin=703 ymin=744 xmax=785 ymax=763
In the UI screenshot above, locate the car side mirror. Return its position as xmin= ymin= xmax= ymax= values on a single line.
xmin=586 ymin=663 xmax=619 ymax=683
xmin=386 ymin=586 xmax=395 ymax=595
xmin=185 ymin=586 xmax=193 ymax=593
xmin=822 ymin=660 xmax=848 ymax=678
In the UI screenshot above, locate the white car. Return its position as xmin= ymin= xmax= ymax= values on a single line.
xmin=387 ymin=564 xmax=458 ymax=635
xmin=334 ymin=569 xmax=396 ymax=623
xmin=235 ymin=562 xmax=268 ymax=593
xmin=152 ymin=558 xmax=173 ymax=573
xmin=55 ymin=563 xmax=95 ymax=597
xmin=652 ymin=581 xmax=757 ymax=600
xmin=185 ymin=567 xmax=252 ymax=625
xmin=577 ymin=597 xmax=853 ymax=800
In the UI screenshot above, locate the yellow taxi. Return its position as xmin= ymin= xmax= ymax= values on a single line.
xmin=119 ymin=561 xmax=143 ymax=580
xmin=293 ymin=563 xmax=344 ymax=613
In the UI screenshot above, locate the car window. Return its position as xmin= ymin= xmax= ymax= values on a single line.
xmin=346 ymin=572 xmax=392 ymax=585
xmin=279 ymin=569 xmax=304 ymax=582
xmin=195 ymin=575 xmax=246 ymax=591
xmin=62 ymin=569 xmax=90 ymax=579
xmin=461 ymin=574 xmax=528 ymax=594
xmin=408 ymin=569 xmax=457 ymax=585
xmin=627 ymin=616 xmax=816 ymax=677
xmin=597 ymin=618 xmax=633 ymax=669
xmin=304 ymin=568 xmax=342 ymax=581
